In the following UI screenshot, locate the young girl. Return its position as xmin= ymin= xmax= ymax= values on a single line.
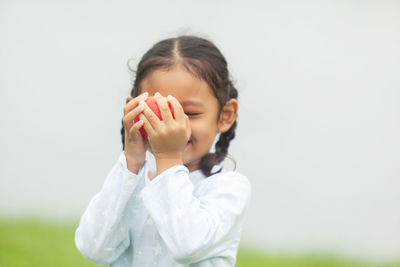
xmin=75 ymin=35 xmax=251 ymax=267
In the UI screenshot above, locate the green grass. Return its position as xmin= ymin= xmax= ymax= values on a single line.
xmin=0 ymin=217 xmax=98 ymax=267
xmin=236 ymin=249 xmax=400 ymax=267
xmin=0 ymin=217 xmax=399 ymax=267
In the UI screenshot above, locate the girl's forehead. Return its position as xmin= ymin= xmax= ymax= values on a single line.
xmin=140 ymin=68 xmax=215 ymax=103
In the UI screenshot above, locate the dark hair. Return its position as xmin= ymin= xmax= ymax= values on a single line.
xmin=120 ymin=35 xmax=238 ymax=177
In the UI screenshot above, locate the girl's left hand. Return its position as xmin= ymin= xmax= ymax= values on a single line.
xmin=139 ymin=92 xmax=191 ymax=160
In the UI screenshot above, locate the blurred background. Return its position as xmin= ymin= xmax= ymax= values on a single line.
xmin=1 ymin=0 xmax=399 ymax=266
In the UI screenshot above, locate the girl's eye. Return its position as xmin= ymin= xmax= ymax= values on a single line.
xmin=185 ymin=113 xmax=201 ymax=116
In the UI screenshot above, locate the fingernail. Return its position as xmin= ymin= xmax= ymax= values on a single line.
xmin=167 ymin=95 xmax=172 ymax=101
xmin=155 ymin=92 xmax=161 ymax=98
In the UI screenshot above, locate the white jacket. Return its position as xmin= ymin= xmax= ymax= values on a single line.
xmin=75 ymin=151 xmax=251 ymax=267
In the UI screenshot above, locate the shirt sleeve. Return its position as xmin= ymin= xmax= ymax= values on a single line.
xmin=140 ymin=165 xmax=251 ymax=264
xmin=75 ymin=151 xmax=147 ymax=265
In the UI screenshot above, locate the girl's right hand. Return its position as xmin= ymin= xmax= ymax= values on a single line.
xmin=123 ymin=92 xmax=149 ymax=173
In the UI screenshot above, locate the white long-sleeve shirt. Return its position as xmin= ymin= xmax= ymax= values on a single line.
xmin=75 ymin=151 xmax=251 ymax=267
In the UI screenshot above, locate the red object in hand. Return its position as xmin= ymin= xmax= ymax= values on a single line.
xmin=134 ymin=96 xmax=175 ymax=139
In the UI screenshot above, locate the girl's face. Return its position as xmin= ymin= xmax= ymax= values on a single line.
xmin=140 ymin=66 xmax=221 ymax=172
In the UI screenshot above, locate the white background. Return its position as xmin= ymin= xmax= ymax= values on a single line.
xmin=1 ymin=0 xmax=399 ymax=263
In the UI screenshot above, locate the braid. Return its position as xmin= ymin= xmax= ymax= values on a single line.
xmin=121 ymin=118 xmax=126 ymax=150
xmin=199 ymin=81 xmax=238 ymax=177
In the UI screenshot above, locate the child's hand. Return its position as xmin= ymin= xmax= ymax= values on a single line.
xmin=123 ymin=92 xmax=149 ymax=173
xmin=139 ymin=92 xmax=191 ymax=172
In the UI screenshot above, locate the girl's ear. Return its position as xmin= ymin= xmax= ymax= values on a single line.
xmin=217 ymin=99 xmax=238 ymax=133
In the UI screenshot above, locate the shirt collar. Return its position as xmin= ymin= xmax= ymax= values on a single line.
xmin=189 ymin=163 xmax=222 ymax=178
xmin=144 ymin=162 xmax=223 ymax=186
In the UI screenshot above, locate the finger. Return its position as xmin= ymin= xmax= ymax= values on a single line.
xmin=124 ymin=95 xmax=142 ymax=115
xmin=139 ymin=113 xmax=156 ymax=138
xmin=142 ymin=101 xmax=163 ymax=131
xmin=123 ymin=101 xmax=145 ymax=129
xmin=185 ymin=114 xmax=191 ymax=138
xmin=126 ymin=96 xmax=133 ymax=105
xmin=167 ymin=94 xmax=185 ymax=122
xmin=124 ymin=92 xmax=148 ymax=115
xmin=185 ymin=114 xmax=190 ymax=128
xmin=154 ymin=92 xmax=174 ymax=123
xmin=128 ymin=119 xmax=144 ymax=137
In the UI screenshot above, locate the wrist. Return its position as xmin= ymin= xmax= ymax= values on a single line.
xmin=154 ymin=153 xmax=183 ymax=177
xmin=124 ymin=152 xmax=145 ymax=174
